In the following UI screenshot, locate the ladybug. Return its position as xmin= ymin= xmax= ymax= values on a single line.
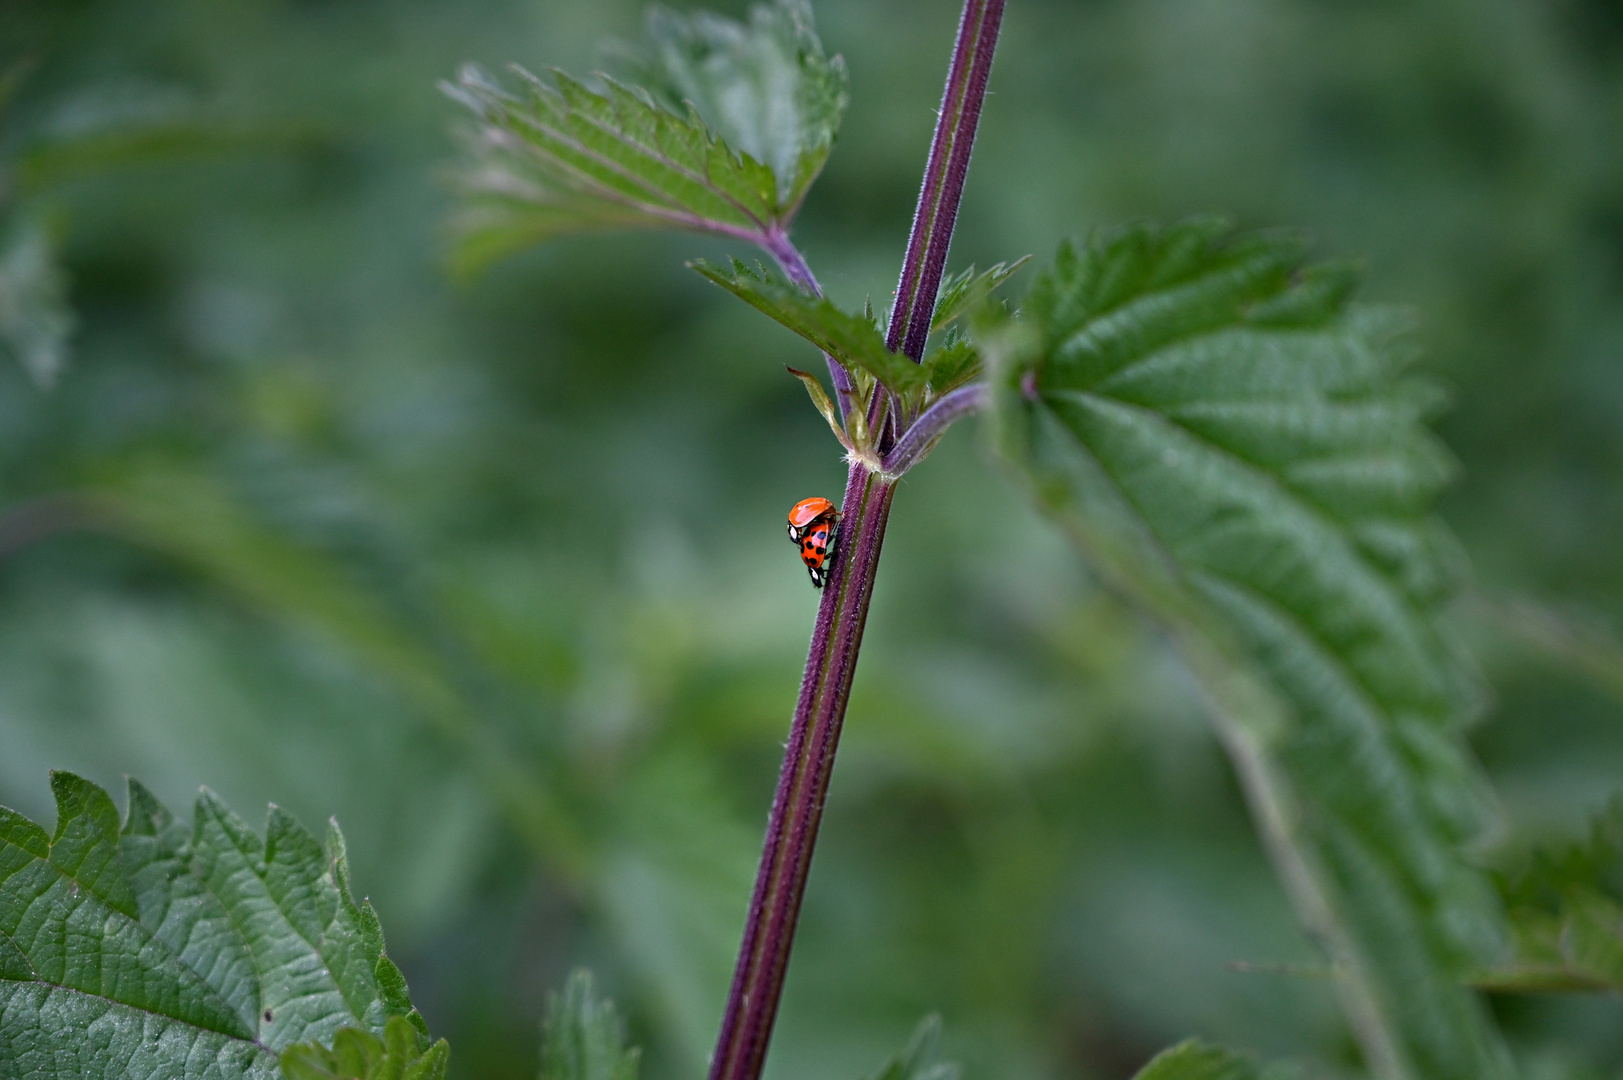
xmin=787 ymin=496 xmax=841 ymax=589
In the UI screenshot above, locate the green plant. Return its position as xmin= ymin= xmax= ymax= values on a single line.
xmin=5 ymin=1 xmax=1623 ymax=1079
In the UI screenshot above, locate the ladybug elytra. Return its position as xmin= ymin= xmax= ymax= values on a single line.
xmin=787 ymin=496 xmax=841 ymax=589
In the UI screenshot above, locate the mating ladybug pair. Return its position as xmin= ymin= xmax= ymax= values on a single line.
xmin=787 ymin=496 xmax=841 ymax=589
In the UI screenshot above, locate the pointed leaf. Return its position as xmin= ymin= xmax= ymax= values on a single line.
xmin=539 ymin=970 xmax=640 ymax=1080
xmin=988 ymin=218 xmax=1510 ymax=1080
xmin=929 ymin=257 xmax=1029 ymax=336
xmin=0 ymin=773 xmax=434 ymax=1079
xmin=787 ymin=366 xmax=853 ymax=451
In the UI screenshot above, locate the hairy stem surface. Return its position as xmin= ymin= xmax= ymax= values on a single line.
xmin=707 ymin=465 xmax=896 ymax=1080
xmin=708 ymin=6 xmax=1005 ymax=1080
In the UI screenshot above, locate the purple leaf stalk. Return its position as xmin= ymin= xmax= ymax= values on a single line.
xmin=709 ymin=6 xmax=1006 ymax=1080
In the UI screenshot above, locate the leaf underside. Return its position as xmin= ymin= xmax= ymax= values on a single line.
xmin=989 ymin=218 xmax=1510 ymax=1080
xmin=864 ymin=1016 xmax=959 ymax=1080
xmin=443 ymin=0 xmax=845 ymax=272
xmin=0 ymin=772 xmax=434 ymax=1079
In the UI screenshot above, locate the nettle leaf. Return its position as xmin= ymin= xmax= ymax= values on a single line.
xmin=989 ymin=218 xmax=1511 ymax=1080
xmin=930 ymin=258 xmax=1028 ymax=336
xmin=1478 ymin=799 xmax=1623 ymax=993
xmin=444 ymin=0 xmax=844 ymax=271
xmin=1130 ymin=1040 xmax=1260 ymax=1080
xmin=626 ymin=0 xmax=847 ymax=216
xmin=539 ymin=971 xmax=640 ymax=1080
xmin=864 ymin=1017 xmax=958 ymax=1080
xmin=0 ymin=772 xmax=439 ymax=1079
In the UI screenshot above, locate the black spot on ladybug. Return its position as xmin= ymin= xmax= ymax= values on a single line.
xmin=815 ymin=546 xmax=825 ymax=554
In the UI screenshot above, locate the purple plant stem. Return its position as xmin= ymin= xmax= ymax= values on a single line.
xmin=707 ymin=7 xmax=1006 ymax=1080
xmin=880 ymin=382 xmax=988 ymax=475
xmin=867 ymin=0 xmax=1005 ymax=450
xmin=707 ymin=464 xmax=896 ymax=1080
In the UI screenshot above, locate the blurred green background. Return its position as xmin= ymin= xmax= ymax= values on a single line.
xmin=2 ymin=0 xmax=1622 ymax=1077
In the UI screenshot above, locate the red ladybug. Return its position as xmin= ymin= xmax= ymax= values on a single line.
xmin=787 ymin=497 xmax=841 ymax=589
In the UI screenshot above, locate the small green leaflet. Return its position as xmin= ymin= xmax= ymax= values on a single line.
xmin=443 ymin=0 xmax=846 ymax=272
xmin=281 ymin=1017 xmax=448 ymax=1080
xmin=1479 ymin=798 xmax=1623 ymax=993
xmin=1129 ymin=1041 xmax=1260 ymax=1080
xmin=0 ymin=772 xmax=441 ymax=1079
xmin=930 ymin=258 xmax=1028 ymax=335
xmin=863 ymin=1017 xmax=958 ymax=1080
xmin=539 ymin=971 xmax=640 ymax=1080
xmin=988 ymin=218 xmax=1511 ymax=1080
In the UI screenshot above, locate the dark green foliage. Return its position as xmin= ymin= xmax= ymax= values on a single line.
xmin=1481 ymin=799 xmax=1623 ymax=992
xmin=989 ymin=219 xmax=1508 ymax=1080
xmin=539 ymin=971 xmax=641 ymax=1080
xmin=0 ymin=773 xmax=432 ymax=1079
xmin=281 ymin=1017 xmax=450 ymax=1080
xmin=1129 ymin=1040 xmax=1258 ymax=1080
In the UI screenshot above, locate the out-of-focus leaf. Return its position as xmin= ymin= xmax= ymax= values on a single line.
xmin=988 ymin=218 xmax=1509 ymax=1080
xmin=930 ymin=258 xmax=1028 ymax=336
xmin=1478 ymin=799 xmax=1623 ymax=993
xmin=1130 ymin=1040 xmax=1259 ymax=1080
xmin=0 ymin=218 xmax=72 ymax=387
xmin=623 ymin=0 xmax=847 ymax=216
xmin=281 ymin=1016 xmax=450 ymax=1080
xmin=539 ymin=970 xmax=640 ymax=1080
xmin=444 ymin=0 xmax=844 ymax=272
xmin=0 ymin=772 xmax=432 ymax=1078
xmin=864 ymin=1016 xmax=959 ymax=1080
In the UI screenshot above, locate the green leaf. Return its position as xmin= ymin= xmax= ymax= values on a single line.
xmin=624 ymin=0 xmax=847 ymax=216
xmin=930 ymin=257 xmax=1029 ymax=336
xmin=281 ymin=1017 xmax=450 ymax=1080
xmin=1130 ymin=1040 xmax=1260 ymax=1080
xmin=539 ymin=970 xmax=640 ymax=1080
xmin=690 ymin=258 xmax=926 ymax=396
xmin=1478 ymin=798 xmax=1623 ymax=993
xmin=988 ymin=218 xmax=1510 ymax=1080
xmin=864 ymin=1017 xmax=958 ymax=1080
xmin=0 ymin=772 xmax=435 ymax=1079
xmin=443 ymin=0 xmax=845 ymax=271
xmin=0 ymin=217 xmax=73 ymax=387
